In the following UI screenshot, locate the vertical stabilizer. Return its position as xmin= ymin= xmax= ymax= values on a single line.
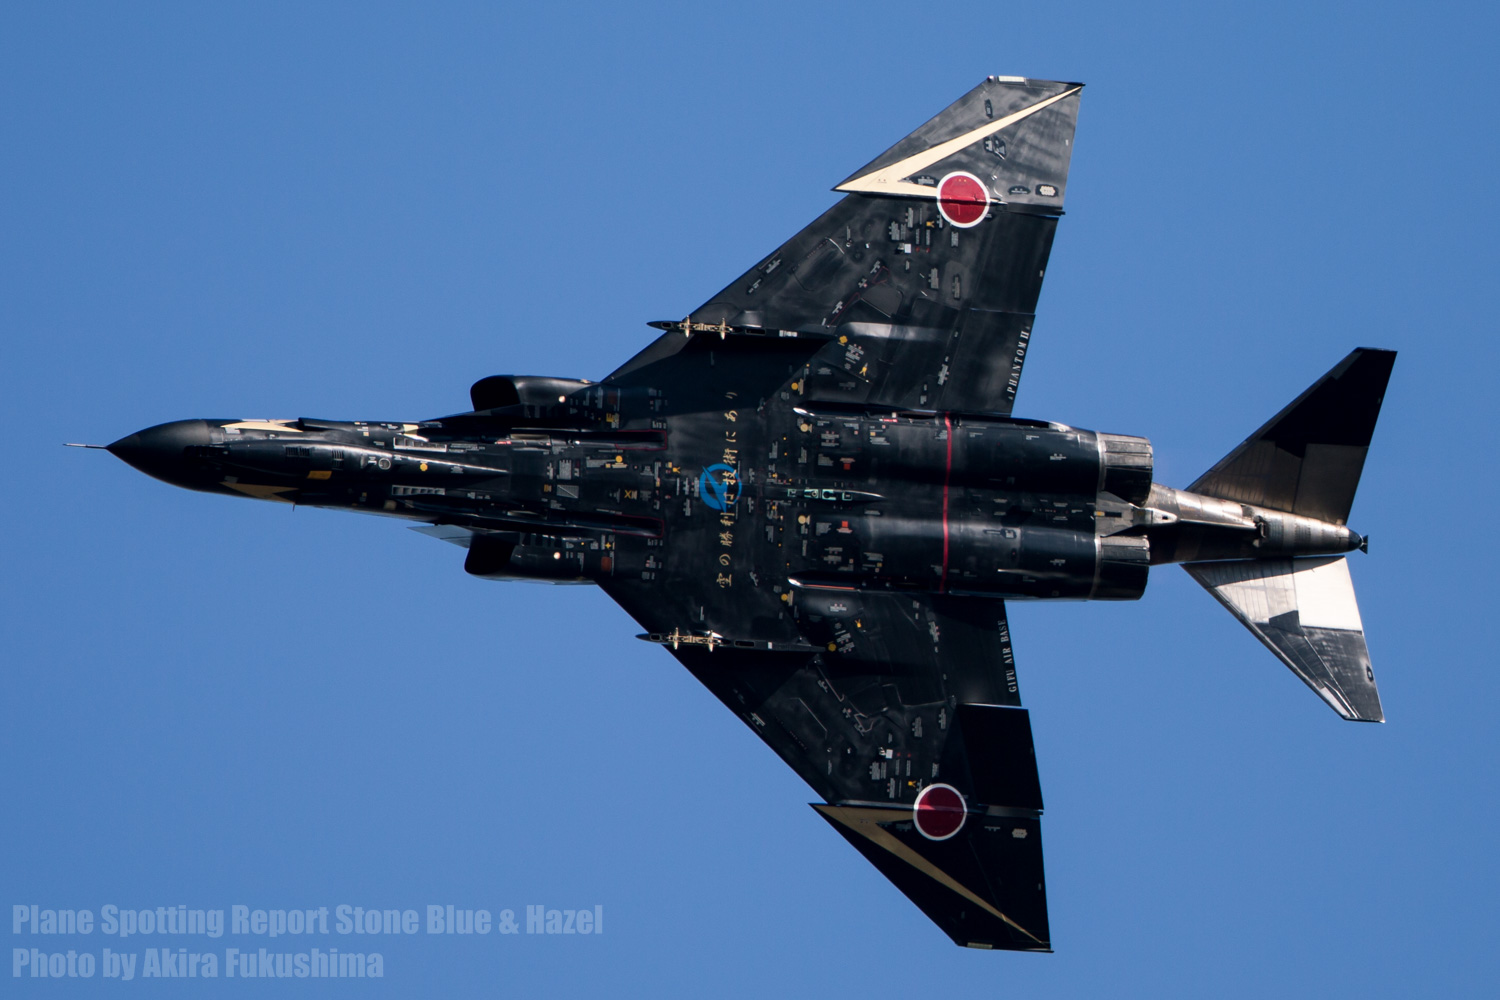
xmin=1184 ymin=557 xmax=1382 ymax=722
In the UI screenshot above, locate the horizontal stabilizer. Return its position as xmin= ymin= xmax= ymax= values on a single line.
xmin=1188 ymin=348 xmax=1395 ymax=525
xmin=1184 ymin=557 xmax=1382 ymax=722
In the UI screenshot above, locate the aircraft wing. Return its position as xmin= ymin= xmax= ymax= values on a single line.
xmin=602 ymin=579 xmax=1052 ymax=950
xmin=608 ymin=76 xmax=1082 ymax=417
xmin=595 ymin=76 xmax=1081 ymax=948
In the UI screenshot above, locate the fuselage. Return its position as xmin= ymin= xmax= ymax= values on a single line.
xmin=108 ymin=377 xmax=1363 ymax=606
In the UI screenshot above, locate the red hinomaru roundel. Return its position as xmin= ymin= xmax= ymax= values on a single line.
xmin=935 ymin=171 xmax=989 ymax=228
xmin=912 ymin=782 xmax=967 ymax=840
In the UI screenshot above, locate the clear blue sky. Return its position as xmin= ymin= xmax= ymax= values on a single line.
xmin=4 ymin=2 xmax=1497 ymax=996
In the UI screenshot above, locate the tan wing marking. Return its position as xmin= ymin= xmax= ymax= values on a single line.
xmin=834 ymin=87 xmax=1081 ymax=200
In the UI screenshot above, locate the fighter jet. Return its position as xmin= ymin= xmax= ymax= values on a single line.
xmin=90 ymin=77 xmax=1393 ymax=950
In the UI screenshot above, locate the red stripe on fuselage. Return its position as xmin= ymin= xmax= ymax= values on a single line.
xmin=941 ymin=412 xmax=952 ymax=592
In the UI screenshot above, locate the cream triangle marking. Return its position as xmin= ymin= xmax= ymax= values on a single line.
xmin=815 ymin=804 xmax=1044 ymax=944
xmin=834 ymin=87 xmax=1080 ymax=200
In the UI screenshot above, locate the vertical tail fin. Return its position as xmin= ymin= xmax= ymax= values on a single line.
xmin=1188 ymin=348 xmax=1396 ymax=525
xmin=1184 ymin=557 xmax=1382 ymax=722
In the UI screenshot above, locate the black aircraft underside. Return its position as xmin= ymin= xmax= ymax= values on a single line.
xmin=94 ymin=76 xmax=1395 ymax=951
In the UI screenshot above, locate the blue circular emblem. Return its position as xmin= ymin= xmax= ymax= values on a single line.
xmin=698 ymin=464 xmax=739 ymax=511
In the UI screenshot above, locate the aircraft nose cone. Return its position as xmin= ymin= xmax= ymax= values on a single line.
xmin=108 ymin=420 xmax=212 ymax=487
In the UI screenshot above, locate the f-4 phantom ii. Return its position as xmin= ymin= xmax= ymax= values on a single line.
xmin=93 ymin=77 xmax=1393 ymax=951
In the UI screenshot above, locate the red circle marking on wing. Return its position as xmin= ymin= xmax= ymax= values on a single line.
xmin=936 ymin=172 xmax=988 ymax=228
xmin=913 ymin=782 xmax=966 ymax=840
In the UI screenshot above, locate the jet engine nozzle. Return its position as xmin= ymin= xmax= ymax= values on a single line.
xmin=108 ymin=420 xmax=214 ymax=489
